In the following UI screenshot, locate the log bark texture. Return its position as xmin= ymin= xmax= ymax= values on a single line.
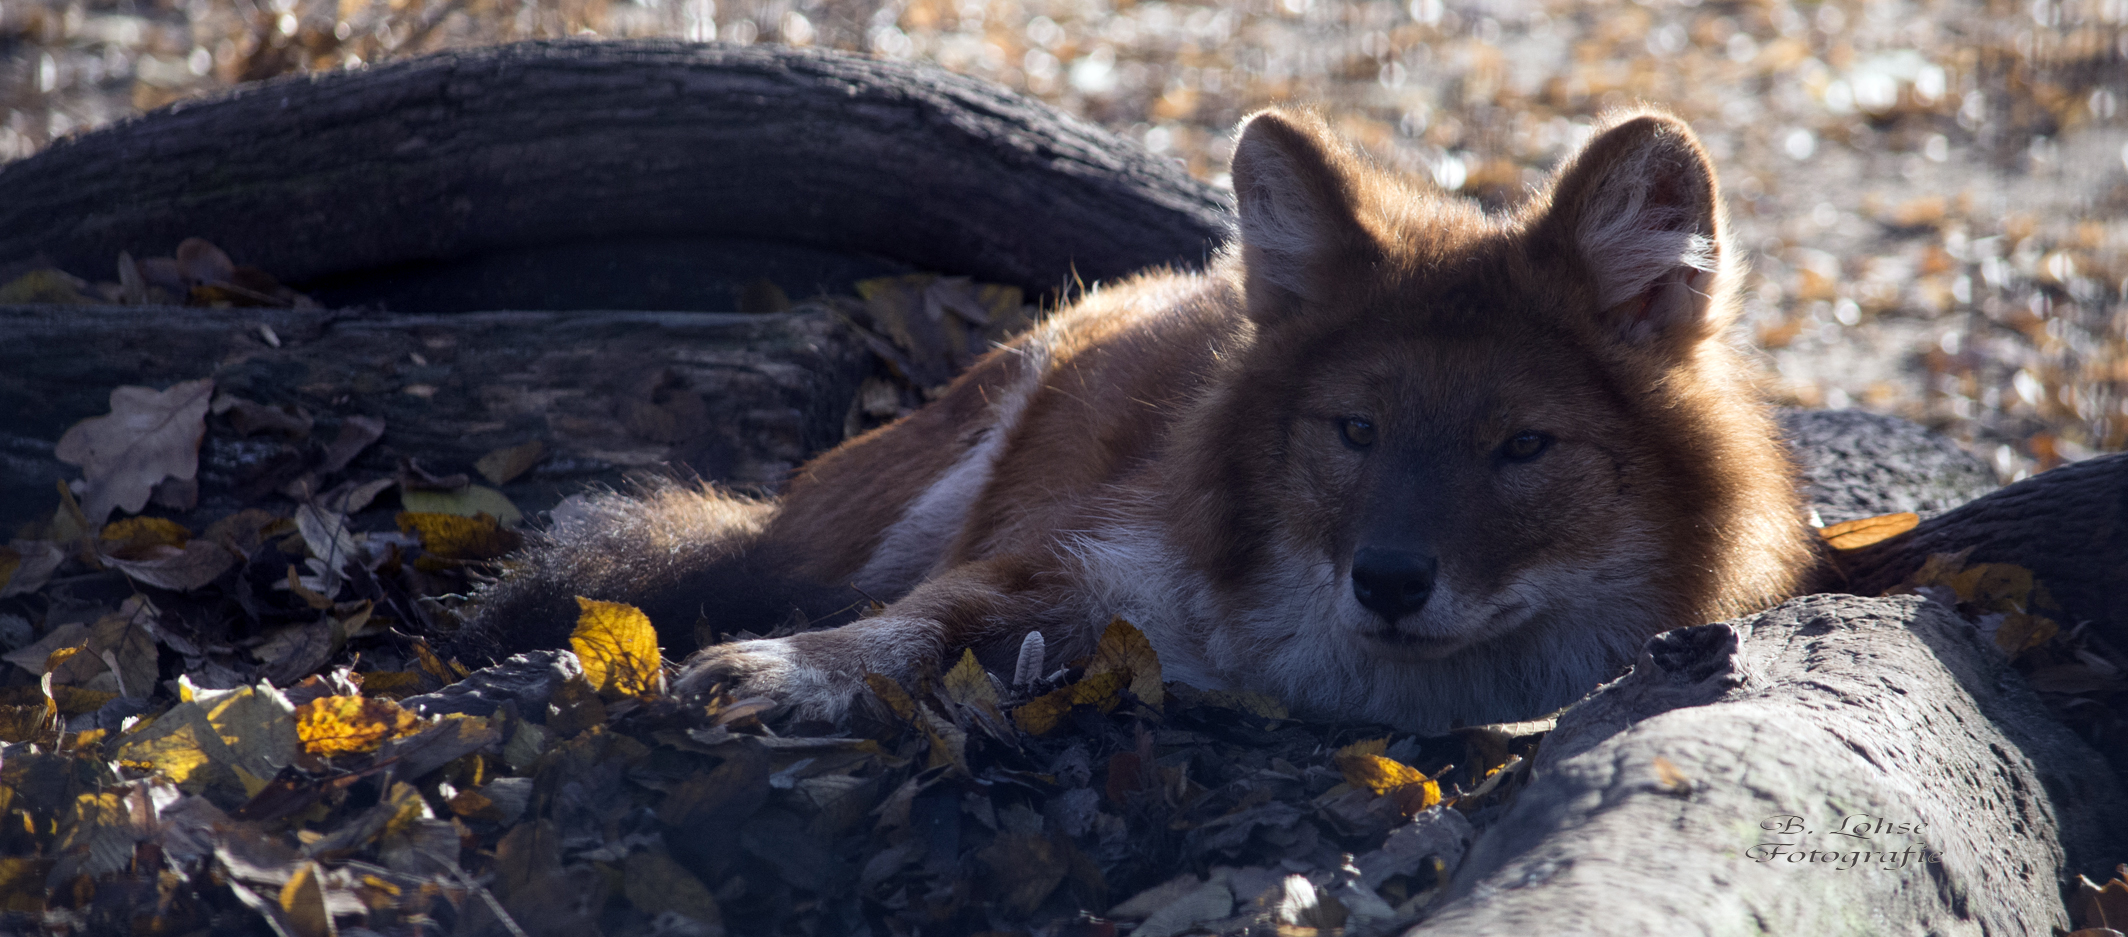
xmin=0 ymin=40 xmax=1232 ymax=310
xmin=1417 ymin=594 xmax=2128 ymax=936
xmin=0 ymin=302 xmax=869 ymax=528
xmin=1838 ymin=451 xmax=2127 ymax=643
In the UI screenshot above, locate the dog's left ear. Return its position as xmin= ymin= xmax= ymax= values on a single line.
xmin=1538 ymin=112 xmax=1730 ymax=351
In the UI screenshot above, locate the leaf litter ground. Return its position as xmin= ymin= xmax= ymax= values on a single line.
xmin=1 ymin=362 xmax=2125 ymax=935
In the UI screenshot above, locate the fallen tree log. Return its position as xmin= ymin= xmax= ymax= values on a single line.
xmin=0 ymin=40 xmax=1232 ymax=311
xmin=1419 ymin=594 xmax=2128 ymax=935
xmin=0 ymin=303 xmax=869 ymax=528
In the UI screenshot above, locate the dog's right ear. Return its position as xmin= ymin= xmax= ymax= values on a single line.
xmin=1231 ymin=109 xmax=1382 ymax=321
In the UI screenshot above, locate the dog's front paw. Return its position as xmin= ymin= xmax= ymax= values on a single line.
xmin=672 ymin=636 xmax=864 ymax=724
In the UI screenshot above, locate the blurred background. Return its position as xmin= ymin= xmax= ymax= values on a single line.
xmin=3 ymin=0 xmax=2125 ymax=479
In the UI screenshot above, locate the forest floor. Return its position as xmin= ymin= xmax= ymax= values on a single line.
xmin=5 ymin=0 xmax=2128 ymax=478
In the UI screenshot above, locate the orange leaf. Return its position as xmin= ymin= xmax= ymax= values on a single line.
xmin=1819 ymin=512 xmax=1918 ymax=550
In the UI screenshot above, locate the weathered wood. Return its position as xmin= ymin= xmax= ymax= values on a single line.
xmin=1416 ymin=595 xmax=2128 ymax=935
xmin=1837 ymin=452 xmax=2126 ymax=632
xmin=0 ymin=40 xmax=1232 ymax=311
xmin=0 ymin=303 xmax=870 ymax=528
xmin=1777 ymin=408 xmax=2000 ymax=524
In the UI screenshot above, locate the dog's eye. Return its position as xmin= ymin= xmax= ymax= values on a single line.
xmin=1340 ymin=418 xmax=1377 ymax=448
xmin=1502 ymin=431 xmax=1549 ymax=461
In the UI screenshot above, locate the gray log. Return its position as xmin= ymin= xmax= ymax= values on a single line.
xmin=0 ymin=40 xmax=1232 ymax=311
xmin=1417 ymin=595 xmax=2128 ymax=935
xmin=1778 ymin=408 xmax=2000 ymax=524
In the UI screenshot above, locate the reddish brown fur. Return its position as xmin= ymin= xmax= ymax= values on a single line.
xmin=472 ymin=107 xmax=1820 ymax=731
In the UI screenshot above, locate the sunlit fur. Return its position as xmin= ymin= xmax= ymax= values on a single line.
xmin=471 ymin=107 xmax=1820 ymax=731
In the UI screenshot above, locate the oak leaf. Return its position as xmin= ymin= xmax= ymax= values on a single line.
xmin=55 ymin=378 xmax=214 ymax=526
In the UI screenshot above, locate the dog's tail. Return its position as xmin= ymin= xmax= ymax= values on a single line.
xmin=457 ymin=479 xmax=866 ymax=662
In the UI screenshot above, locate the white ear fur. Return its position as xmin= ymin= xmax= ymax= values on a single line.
xmin=1563 ymin=123 xmax=1724 ymax=341
xmin=1230 ymin=113 xmax=1361 ymax=306
xmin=1236 ymin=146 xmax=1329 ymax=300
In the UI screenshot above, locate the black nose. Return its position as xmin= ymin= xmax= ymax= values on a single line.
xmin=1351 ymin=547 xmax=1437 ymax=622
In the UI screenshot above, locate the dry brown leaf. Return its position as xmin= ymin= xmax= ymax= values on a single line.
xmin=1011 ymin=671 xmax=1127 ymax=736
xmin=1820 ymin=512 xmax=1919 ymax=550
xmin=213 ymin=393 xmax=314 ymax=437
xmin=0 ymin=540 xmax=65 ymax=598
xmin=865 ymin=673 xmax=917 ymax=722
xmin=55 ymin=378 xmax=215 ymax=526
xmin=942 ymin=648 xmax=1003 ymax=719
xmin=277 ymin=860 xmax=334 ymax=937
xmin=103 ymin=540 xmax=239 ymax=591
xmin=319 ymin=416 xmax=386 ymax=475
xmin=1084 ymin=617 xmax=1165 ymax=705
xmin=474 ymin=440 xmax=546 ymax=486
xmin=294 ymin=695 xmax=424 ymax=757
xmin=570 ymin=597 xmax=662 ymax=700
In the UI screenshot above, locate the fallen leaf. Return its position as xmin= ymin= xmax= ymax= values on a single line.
xmin=99 ymin=516 xmax=190 ymax=551
xmin=942 ymin=648 xmax=1003 ymax=720
xmin=1013 ymin=671 xmax=1127 ymax=736
xmin=295 ymin=695 xmax=424 ymax=757
xmin=569 ymin=597 xmax=662 ymax=700
xmin=0 ymin=268 xmax=91 ymax=304
xmin=55 ymin=378 xmax=215 ymax=525
xmin=1820 ymin=512 xmax=1920 ymax=550
xmin=624 ymin=847 xmax=725 ymax=926
xmin=319 ymin=416 xmax=385 ymax=475
xmin=213 ymin=393 xmax=313 ymax=437
xmin=400 ymin=484 xmax=522 ymax=527
xmin=1085 ymin=618 xmax=1165 ymax=705
xmin=102 ymin=540 xmax=239 ymax=591
xmin=0 ymin=540 xmax=65 ymax=598
xmin=475 ymin=440 xmax=546 ymax=486
xmin=397 ymin=511 xmax=523 ymax=561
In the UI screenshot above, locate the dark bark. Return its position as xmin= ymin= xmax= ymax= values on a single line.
xmin=1417 ymin=595 xmax=2128 ymax=935
xmin=1836 ymin=451 xmax=2126 ymax=664
xmin=0 ymin=40 xmax=1232 ymax=311
xmin=0 ymin=302 xmax=869 ymax=528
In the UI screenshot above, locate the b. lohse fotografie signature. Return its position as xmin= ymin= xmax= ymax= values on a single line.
xmin=1745 ymin=814 xmax=1944 ymax=870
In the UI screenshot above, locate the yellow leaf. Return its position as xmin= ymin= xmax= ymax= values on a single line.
xmin=295 ymin=695 xmax=424 ymax=756
xmin=570 ymin=597 xmax=662 ymax=700
xmin=1084 ymin=617 xmax=1165 ymax=705
xmin=99 ymin=516 xmax=191 ymax=551
xmin=396 ymin=511 xmax=524 ymax=561
xmin=1336 ymin=751 xmax=1428 ymax=796
xmin=1819 ymin=512 xmax=1919 ymax=550
xmin=865 ymin=673 xmax=916 ymax=721
xmin=1011 ymin=671 xmax=1126 ymax=736
xmin=942 ymin=649 xmax=1001 ymax=718
xmin=1334 ymin=739 xmax=1443 ymax=814
xmin=1994 ymin=612 xmax=2059 ymax=658
xmin=410 ymin=639 xmax=455 ymax=684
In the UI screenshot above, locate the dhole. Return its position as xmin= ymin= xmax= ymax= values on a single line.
xmin=471 ymin=107 xmax=1820 ymax=731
